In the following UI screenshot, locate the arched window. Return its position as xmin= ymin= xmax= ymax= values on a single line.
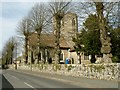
xmin=60 ymin=51 xmax=64 ymax=61
xmin=38 ymin=52 xmax=41 ymax=61
xmin=72 ymin=18 xmax=75 ymax=32
xmin=60 ymin=53 xmax=63 ymax=60
xmin=72 ymin=18 xmax=75 ymax=26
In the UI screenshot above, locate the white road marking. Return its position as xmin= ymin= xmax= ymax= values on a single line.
xmin=3 ymin=73 xmax=14 ymax=86
xmin=7 ymin=73 xmax=19 ymax=80
xmin=51 ymin=77 xmax=72 ymax=82
xmin=12 ymin=70 xmax=73 ymax=83
xmin=24 ymin=82 xmax=37 ymax=90
xmin=11 ymin=75 xmax=19 ymax=80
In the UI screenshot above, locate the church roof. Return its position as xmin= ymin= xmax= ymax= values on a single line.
xmin=28 ymin=33 xmax=71 ymax=49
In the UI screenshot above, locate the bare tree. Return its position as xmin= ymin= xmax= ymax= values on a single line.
xmin=9 ymin=37 xmax=16 ymax=64
xmin=75 ymin=1 xmax=119 ymax=63
xmin=2 ymin=37 xmax=16 ymax=65
xmin=28 ymin=3 xmax=50 ymax=64
xmin=94 ymin=1 xmax=113 ymax=62
xmin=73 ymin=1 xmax=118 ymax=31
xmin=17 ymin=17 xmax=32 ymax=64
xmin=49 ymin=0 xmax=72 ymax=64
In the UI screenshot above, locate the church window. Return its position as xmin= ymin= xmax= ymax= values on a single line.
xmin=72 ymin=18 xmax=75 ymax=26
xmin=60 ymin=51 xmax=64 ymax=61
xmin=60 ymin=53 xmax=63 ymax=60
xmin=72 ymin=18 xmax=75 ymax=32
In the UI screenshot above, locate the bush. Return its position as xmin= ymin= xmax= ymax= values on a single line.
xmin=112 ymin=56 xmax=120 ymax=63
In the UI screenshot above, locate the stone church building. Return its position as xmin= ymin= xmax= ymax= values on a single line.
xmin=27 ymin=12 xmax=90 ymax=64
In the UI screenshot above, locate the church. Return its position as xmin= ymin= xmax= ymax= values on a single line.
xmin=27 ymin=12 xmax=89 ymax=64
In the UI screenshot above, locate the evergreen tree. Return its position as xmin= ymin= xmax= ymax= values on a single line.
xmin=111 ymin=27 xmax=120 ymax=62
xmin=73 ymin=14 xmax=102 ymax=63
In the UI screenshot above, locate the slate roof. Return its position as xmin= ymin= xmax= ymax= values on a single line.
xmin=28 ymin=33 xmax=71 ymax=49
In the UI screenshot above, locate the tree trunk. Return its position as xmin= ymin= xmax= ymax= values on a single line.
xmin=54 ymin=16 xmax=62 ymax=64
xmin=37 ymin=28 xmax=42 ymax=64
xmin=5 ymin=55 xmax=8 ymax=65
xmin=95 ymin=2 xmax=112 ymax=63
xmin=25 ymin=37 xmax=28 ymax=64
xmin=10 ymin=47 xmax=14 ymax=64
xmin=10 ymin=54 xmax=13 ymax=64
xmin=37 ymin=34 xmax=40 ymax=64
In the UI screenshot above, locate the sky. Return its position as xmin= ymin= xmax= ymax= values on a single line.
xmin=0 ymin=0 xmax=76 ymax=56
xmin=0 ymin=0 xmax=119 ymax=55
xmin=0 ymin=0 xmax=50 ymax=53
xmin=0 ymin=0 xmax=73 ymax=53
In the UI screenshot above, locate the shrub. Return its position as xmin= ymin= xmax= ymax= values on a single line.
xmin=112 ymin=56 xmax=120 ymax=63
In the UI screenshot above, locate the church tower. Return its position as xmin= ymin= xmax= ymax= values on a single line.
xmin=53 ymin=12 xmax=78 ymax=48
xmin=61 ymin=12 xmax=78 ymax=47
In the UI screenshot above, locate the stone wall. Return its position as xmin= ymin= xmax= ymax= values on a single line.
xmin=10 ymin=63 xmax=120 ymax=81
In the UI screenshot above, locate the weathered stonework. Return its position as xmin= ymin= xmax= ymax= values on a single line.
xmin=53 ymin=12 xmax=78 ymax=62
xmin=61 ymin=12 xmax=78 ymax=48
xmin=27 ymin=12 xmax=78 ymax=64
xmin=10 ymin=63 xmax=120 ymax=81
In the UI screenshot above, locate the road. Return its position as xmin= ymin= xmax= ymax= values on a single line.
xmin=0 ymin=69 xmax=119 ymax=90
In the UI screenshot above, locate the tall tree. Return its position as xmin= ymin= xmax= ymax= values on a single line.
xmin=2 ymin=37 xmax=16 ymax=65
xmin=111 ymin=27 xmax=120 ymax=62
xmin=94 ymin=1 xmax=112 ymax=63
xmin=49 ymin=0 xmax=71 ymax=64
xmin=28 ymin=3 xmax=50 ymax=64
xmin=8 ymin=37 xmax=16 ymax=64
xmin=84 ymin=14 xmax=101 ymax=63
xmin=17 ymin=17 xmax=32 ymax=64
xmin=73 ymin=14 xmax=101 ymax=63
xmin=75 ymin=1 xmax=118 ymax=63
xmin=75 ymin=2 xmax=118 ymax=30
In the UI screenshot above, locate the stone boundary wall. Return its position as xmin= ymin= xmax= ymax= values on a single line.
xmin=9 ymin=63 xmax=120 ymax=81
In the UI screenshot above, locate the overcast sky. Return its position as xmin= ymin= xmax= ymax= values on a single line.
xmin=0 ymin=0 xmax=74 ymax=53
xmin=0 ymin=0 xmax=119 ymax=54
xmin=0 ymin=0 xmax=51 ymax=53
xmin=1 ymin=0 xmax=79 ymax=55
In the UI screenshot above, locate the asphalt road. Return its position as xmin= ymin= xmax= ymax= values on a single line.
xmin=0 ymin=69 xmax=119 ymax=90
